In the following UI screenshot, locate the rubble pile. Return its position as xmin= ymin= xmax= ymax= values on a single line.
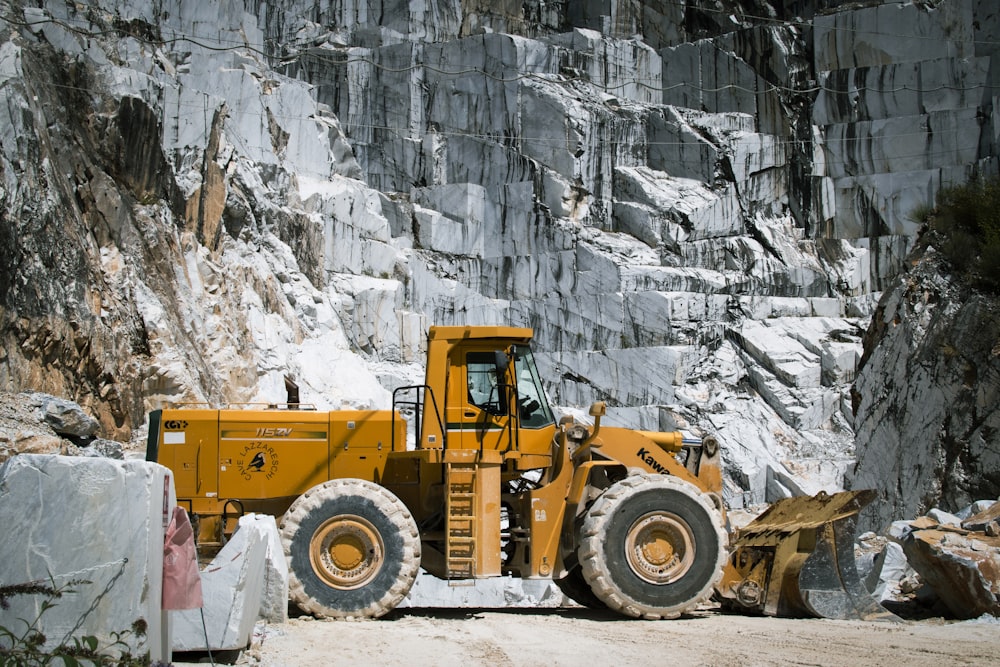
xmin=0 ymin=391 xmax=121 ymax=462
xmin=862 ymin=500 xmax=1000 ymax=619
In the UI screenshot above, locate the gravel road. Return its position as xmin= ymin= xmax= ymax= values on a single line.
xmin=220 ymin=606 xmax=1000 ymax=667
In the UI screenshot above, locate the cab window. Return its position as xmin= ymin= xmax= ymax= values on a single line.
xmin=467 ymin=352 xmax=505 ymax=414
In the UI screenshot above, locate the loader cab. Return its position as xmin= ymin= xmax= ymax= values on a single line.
xmin=412 ymin=326 xmax=556 ymax=463
xmin=464 ymin=346 xmax=554 ymax=428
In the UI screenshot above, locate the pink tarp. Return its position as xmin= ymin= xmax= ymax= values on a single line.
xmin=162 ymin=506 xmax=203 ymax=610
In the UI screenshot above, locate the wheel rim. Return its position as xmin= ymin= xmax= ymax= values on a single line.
xmin=310 ymin=514 xmax=384 ymax=590
xmin=624 ymin=511 xmax=696 ymax=585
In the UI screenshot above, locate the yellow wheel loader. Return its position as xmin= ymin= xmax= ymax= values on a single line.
xmin=146 ymin=325 xmax=890 ymax=621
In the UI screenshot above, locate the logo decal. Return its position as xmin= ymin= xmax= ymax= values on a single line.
xmin=255 ymin=427 xmax=292 ymax=438
xmin=237 ymin=443 xmax=279 ymax=481
xmin=247 ymin=452 xmax=266 ymax=471
xmin=164 ymin=420 xmax=188 ymax=430
xmin=636 ymin=447 xmax=667 ymax=475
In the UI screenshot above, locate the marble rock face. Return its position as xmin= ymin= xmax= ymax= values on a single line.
xmin=850 ymin=251 xmax=1000 ymax=532
xmin=1 ymin=1 xmax=998 ymax=515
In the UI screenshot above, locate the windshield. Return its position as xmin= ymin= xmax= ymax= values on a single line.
xmin=513 ymin=345 xmax=555 ymax=429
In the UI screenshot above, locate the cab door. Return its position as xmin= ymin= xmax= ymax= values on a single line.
xmin=447 ymin=347 xmax=513 ymax=452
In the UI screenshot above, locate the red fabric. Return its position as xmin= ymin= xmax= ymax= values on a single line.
xmin=162 ymin=506 xmax=204 ymax=610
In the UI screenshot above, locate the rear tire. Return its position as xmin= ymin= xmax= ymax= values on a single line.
xmin=579 ymin=474 xmax=726 ymax=619
xmin=280 ymin=479 xmax=420 ymax=619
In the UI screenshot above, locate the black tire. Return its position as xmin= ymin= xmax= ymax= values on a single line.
xmin=579 ymin=474 xmax=727 ymax=619
xmin=280 ymin=479 xmax=420 ymax=619
xmin=554 ymin=564 xmax=607 ymax=610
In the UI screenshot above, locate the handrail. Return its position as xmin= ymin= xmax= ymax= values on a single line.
xmin=498 ymin=382 xmax=518 ymax=455
xmin=392 ymin=384 xmax=446 ymax=450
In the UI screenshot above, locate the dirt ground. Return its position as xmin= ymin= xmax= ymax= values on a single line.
xmin=216 ymin=606 xmax=1000 ymax=667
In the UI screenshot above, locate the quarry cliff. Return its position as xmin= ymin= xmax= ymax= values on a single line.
xmin=1 ymin=0 xmax=998 ymax=521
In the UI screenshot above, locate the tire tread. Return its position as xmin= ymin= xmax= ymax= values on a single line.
xmin=579 ymin=473 xmax=727 ymax=620
xmin=280 ymin=478 xmax=420 ymax=619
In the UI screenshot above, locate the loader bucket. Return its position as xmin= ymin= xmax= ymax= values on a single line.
xmin=716 ymin=489 xmax=898 ymax=621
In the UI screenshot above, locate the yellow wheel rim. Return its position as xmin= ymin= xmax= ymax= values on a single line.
xmin=310 ymin=514 xmax=384 ymax=590
xmin=624 ymin=511 xmax=696 ymax=585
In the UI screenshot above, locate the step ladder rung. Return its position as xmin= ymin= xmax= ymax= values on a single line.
xmin=447 ymin=579 xmax=476 ymax=587
xmin=445 ymin=461 xmax=480 ymax=579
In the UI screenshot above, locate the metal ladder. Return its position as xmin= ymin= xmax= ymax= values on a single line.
xmin=445 ymin=460 xmax=478 ymax=580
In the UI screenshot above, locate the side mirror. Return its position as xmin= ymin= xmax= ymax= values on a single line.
xmin=589 ymin=401 xmax=606 ymax=417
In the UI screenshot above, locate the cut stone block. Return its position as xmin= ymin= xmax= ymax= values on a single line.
xmin=254 ymin=514 xmax=289 ymax=624
xmin=400 ymin=571 xmax=562 ymax=608
xmin=0 ymin=454 xmax=173 ymax=663
xmin=172 ymin=514 xmax=272 ymax=651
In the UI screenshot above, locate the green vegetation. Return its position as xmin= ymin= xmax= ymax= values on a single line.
xmin=0 ymin=579 xmax=154 ymax=666
xmin=917 ymin=176 xmax=1000 ymax=291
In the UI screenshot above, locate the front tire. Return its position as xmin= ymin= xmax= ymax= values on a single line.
xmin=579 ymin=474 xmax=726 ymax=619
xmin=280 ymin=479 xmax=420 ymax=619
